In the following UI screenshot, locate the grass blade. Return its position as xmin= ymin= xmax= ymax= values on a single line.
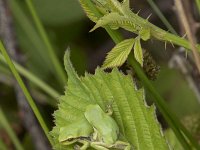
xmin=195 ymin=0 xmax=200 ymax=15
xmin=0 ymin=54 xmax=59 ymax=105
xmin=146 ymin=0 xmax=177 ymax=35
xmin=0 ymin=107 xmax=24 ymax=150
xmin=24 ymin=0 xmax=67 ymax=86
xmin=0 ymin=41 xmax=53 ymax=146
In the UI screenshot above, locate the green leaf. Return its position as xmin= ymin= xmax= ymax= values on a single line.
xmin=107 ymin=0 xmax=124 ymax=14
xmin=90 ymin=12 xmax=139 ymax=33
xmin=90 ymin=12 xmax=121 ymax=32
xmin=102 ymin=38 xmax=135 ymax=69
xmin=134 ymin=38 xmax=143 ymax=66
xmin=50 ymin=51 xmax=169 ymax=150
xmin=79 ymin=0 xmax=100 ymax=22
xmin=0 ymin=107 xmax=24 ymax=150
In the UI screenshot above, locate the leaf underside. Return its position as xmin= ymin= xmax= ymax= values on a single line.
xmin=50 ymin=51 xmax=169 ymax=150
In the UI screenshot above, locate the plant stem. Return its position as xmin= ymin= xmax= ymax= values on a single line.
xmin=127 ymin=12 xmax=200 ymax=52
xmin=0 ymin=54 xmax=59 ymax=105
xmin=127 ymin=56 xmax=198 ymax=149
xmin=0 ymin=107 xmax=24 ymax=150
xmin=25 ymin=0 xmax=67 ymax=86
xmin=0 ymin=41 xmax=53 ymax=146
xmin=105 ymin=26 xmax=199 ymax=149
xmin=146 ymin=0 xmax=178 ymax=35
xmin=106 ymin=26 xmax=200 ymax=149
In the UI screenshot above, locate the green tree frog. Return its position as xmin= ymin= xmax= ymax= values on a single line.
xmin=59 ymin=118 xmax=93 ymax=149
xmin=84 ymin=104 xmax=131 ymax=150
xmin=59 ymin=104 xmax=131 ymax=150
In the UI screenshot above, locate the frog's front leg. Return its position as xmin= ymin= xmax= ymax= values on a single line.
xmin=74 ymin=140 xmax=90 ymax=150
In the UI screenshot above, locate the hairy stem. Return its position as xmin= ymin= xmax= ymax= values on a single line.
xmin=127 ymin=12 xmax=200 ymax=52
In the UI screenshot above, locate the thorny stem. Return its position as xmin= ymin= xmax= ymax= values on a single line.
xmin=146 ymin=0 xmax=178 ymax=35
xmin=126 ymin=12 xmax=200 ymax=52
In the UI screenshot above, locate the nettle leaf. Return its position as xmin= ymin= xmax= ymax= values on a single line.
xmin=90 ymin=12 xmax=121 ymax=32
xmin=107 ymin=0 xmax=124 ymax=14
xmin=134 ymin=38 xmax=143 ymax=66
xmin=86 ymin=0 xmax=152 ymax=40
xmin=50 ymin=50 xmax=169 ymax=150
xmin=102 ymin=38 xmax=135 ymax=69
xmin=90 ymin=12 xmax=141 ymax=33
xmin=79 ymin=0 xmax=99 ymax=22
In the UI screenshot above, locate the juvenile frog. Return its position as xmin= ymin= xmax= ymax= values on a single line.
xmin=84 ymin=104 xmax=131 ymax=150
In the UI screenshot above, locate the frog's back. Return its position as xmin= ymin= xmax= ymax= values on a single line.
xmin=85 ymin=104 xmax=119 ymax=144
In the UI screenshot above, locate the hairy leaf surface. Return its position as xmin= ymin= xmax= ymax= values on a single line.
xmin=90 ymin=12 xmax=139 ymax=33
xmin=50 ymin=51 xmax=169 ymax=150
xmin=102 ymin=38 xmax=135 ymax=69
xmin=79 ymin=0 xmax=99 ymax=22
xmin=134 ymin=38 xmax=143 ymax=66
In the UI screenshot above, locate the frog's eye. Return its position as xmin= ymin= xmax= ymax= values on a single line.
xmin=67 ymin=138 xmax=75 ymax=142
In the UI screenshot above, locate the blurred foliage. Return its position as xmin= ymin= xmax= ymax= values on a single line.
xmin=165 ymin=113 xmax=200 ymax=149
xmin=153 ymin=66 xmax=200 ymax=118
xmin=0 ymin=0 xmax=200 ymax=149
xmin=33 ymin=0 xmax=85 ymax=26
xmin=0 ymin=138 xmax=7 ymax=150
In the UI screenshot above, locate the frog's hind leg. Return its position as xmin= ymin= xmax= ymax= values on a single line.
xmin=90 ymin=142 xmax=109 ymax=150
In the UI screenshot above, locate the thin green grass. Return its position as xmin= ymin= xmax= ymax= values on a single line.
xmin=0 ymin=54 xmax=59 ymax=105
xmin=0 ymin=107 xmax=24 ymax=150
xmin=0 ymin=41 xmax=53 ymax=146
xmin=146 ymin=0 xmax=178 ymax=35
xmin=24 ymin=0 xmax=67 ymax=86
xmin=195 ymin=0 xmax=200 ymax=15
